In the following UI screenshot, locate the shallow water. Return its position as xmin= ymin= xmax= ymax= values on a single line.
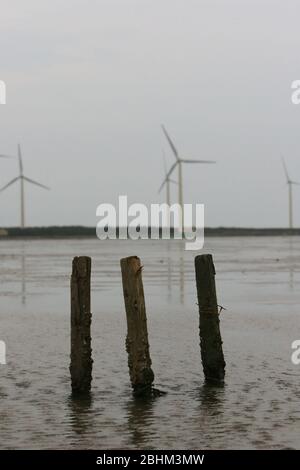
xmin=0 ymin=236 xmax=299 ymax=449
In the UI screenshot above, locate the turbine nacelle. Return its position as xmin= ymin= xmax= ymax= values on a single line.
xmin=159 ymin=125 xmax=216 ymax=215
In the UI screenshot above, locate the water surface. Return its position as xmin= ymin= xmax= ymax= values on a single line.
xmin=0 ymin=236 xmax=299 ymax=449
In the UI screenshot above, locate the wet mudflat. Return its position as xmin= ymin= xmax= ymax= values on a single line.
xmin=0 ymin=236 xmax=299 ymax=449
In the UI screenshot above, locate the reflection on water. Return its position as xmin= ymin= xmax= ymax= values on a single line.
xmin=67 ymin=394 xmax=94 ymax=436
xmin=288 ymin=238 xmax=295 ymax=290
xmin=166 ymin=243 xmax=172 ymax=302
xmin=197 ymin=382 xmax=225 ymax=409
xmin=179 ymin=242 xmax=184 ymax=304
xmin=197 ymin=383 xmax=225 ymax=424
xmin=125 ymin=396 xmax=156 ymax=448
xmin=0 ymin=236 xmax=299 ymax=449
xmin=21 ymin=248 xmax=26 ymax=305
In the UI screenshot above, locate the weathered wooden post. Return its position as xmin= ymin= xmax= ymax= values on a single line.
xmin=194 ymin=254 xmax=225 ymax=382
xmin=120 ymin=256 xmax=155 ymax=396
xmin=70 ymin=256 xmax=93 ymax=394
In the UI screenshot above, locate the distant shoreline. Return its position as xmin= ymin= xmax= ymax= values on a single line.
xmin=1 ymin=226 xmax=300 ymax=239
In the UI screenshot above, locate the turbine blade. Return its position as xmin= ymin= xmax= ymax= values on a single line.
xmin=169 ymin=178 xmax=178 ymax=185
xmin=158 ymin=161 xmax=177 ymax=193
xmin=0 ymin=176 xmax=21 ymax=192
xmin=18 ymin=143 xmax=23 ymax=175
xmin=23 ymin=176 xmax=50 ymax=190
xmin=158 ymin=180 xmax=166 ymax=194
xmin=162 ymin=149 xmax=167 ymax=177
xmin=291 ymin=181 xmax=300 ymax=186
xmin=181 ymin=159 xmax=216 ymax=164
xmin=0 ymin=154 xmax=14 ymax=158
xmin=165 ymin=161 xmax=177 ymax=180
xmin=281 ymin=155 xmax=290 ymax=182
xmin=161 ymin=125 xmax=179 ymax=161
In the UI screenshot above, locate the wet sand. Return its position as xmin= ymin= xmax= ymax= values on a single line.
xmin=0 ymin=236 xmax=299 ymax=449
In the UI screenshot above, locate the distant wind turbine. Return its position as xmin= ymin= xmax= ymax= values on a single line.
xmin=160 ymin=125 xmax=216 ymax=226
xmin=0 ymin=144 xmax=50 ymax=228
xmin=158 ymin=149 xmax=177 ymax=206
xmin=282 ymin=156 xmax=300 ymax=229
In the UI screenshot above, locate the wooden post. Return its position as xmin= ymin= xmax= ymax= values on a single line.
xmin=70 ymin=256 xmax=93 ymax=394
xmin=194 ymin=254 xmax=225 ymax=382
xmin=120 ymin=256 xmax=154 ymax=396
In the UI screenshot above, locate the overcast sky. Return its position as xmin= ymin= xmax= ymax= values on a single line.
xmin=1 ymin=0 xmax=300 ymax=227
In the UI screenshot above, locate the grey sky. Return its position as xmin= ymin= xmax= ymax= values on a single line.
xmin=1 ymin=0 xmax=300 ymax=227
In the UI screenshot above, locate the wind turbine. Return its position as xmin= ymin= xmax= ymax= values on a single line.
xmin=158 ymin=149 xmax=177 ymax=206
xmin=0 ymin=143 xmax=50 ymax=228
xmin=282 ymin=156 xmax=300 ymax=229
xmin=160 ymin=125 xmax=216 ymax=227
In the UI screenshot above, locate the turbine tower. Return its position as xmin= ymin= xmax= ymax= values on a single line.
xmin=160 ymin=125 xmax=216 ymax=227
xmin=158 ymin=149 xmax=177 ymax=206
xmin=0 ymin=143 xmax=50 ymax=228
xmin=282 ymin=156 xmax=300 ymax=229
